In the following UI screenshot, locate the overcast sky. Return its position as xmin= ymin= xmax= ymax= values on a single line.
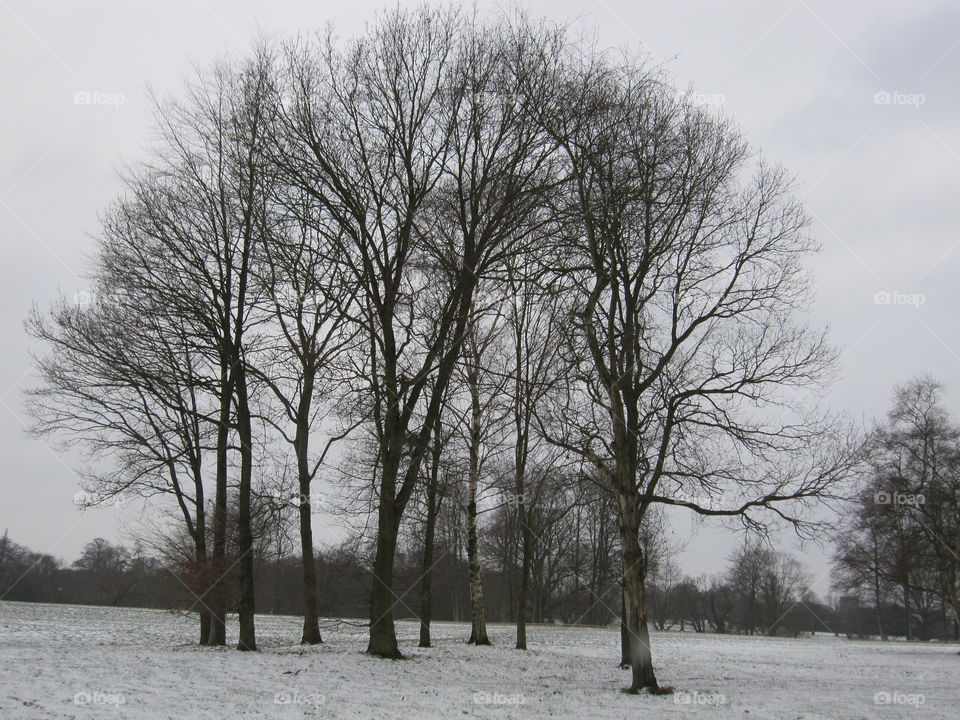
xmin=2 ymin=0 xmax=958 ymax=596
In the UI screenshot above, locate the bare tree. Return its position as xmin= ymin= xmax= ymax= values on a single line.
xmin=84 ymin=49 xmax=279 ymax=649
xmin=277 ymin=9 xmax=559 ymax=657
xmin=538 ymin=53 xmax=855 ymax=691
xmin=454 ymin=311 xmax=508 ymax=645
xmin=502 ymin=257 xmax=566 ymax=649
xmin=416 ymin=392 xmax=454 ymax=648
xmin=250 ymin=180 xmax=359 ymax=643
xmin=27 ymin=291 xmax=215 ymax=642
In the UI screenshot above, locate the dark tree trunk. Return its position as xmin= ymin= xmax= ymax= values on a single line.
xmin=235 ymin=366 xmax=257 ymax=652
xmin=298 ymin=492 xmax=322 ymax=644
xmin=295 ymin=373 xmax=322 ymax=645
xmin=620 ymin=585 xmax=630 ymax=668
xmin=619 ymin=504 xmax=659 ymax=693
xmin=368 ymin=507 xmax=402 ymax=658
xmin=874 ymin=574 xmax=886 ymax=641
xmin=903 ymin=583 xmax=913 ymax=641
xmin=419 ymin=428 xmax=442 ymax=648
xmin=192 ymin=458 xmax=210 ymax=646
xmin=195 ymin=525 xmax=210 ymax=645
xmin=368 ymin=434 xmax=403 ymax=658
xmin=206 ymin=359 xmax=232 ymax=647
xmin=516 ymin=500 xmax=531 ymax=650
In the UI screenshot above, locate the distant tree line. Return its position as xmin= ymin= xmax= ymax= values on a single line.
xmin=2 ymin=524 xmax=861 ymax=640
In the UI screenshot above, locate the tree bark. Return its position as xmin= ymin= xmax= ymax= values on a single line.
xmin=419 ymin=425 xmax=442 ymax=648
xmin=466 ymin=362 xmax=490 ymax=646
xmin=295 ymin=372 xmax=322 ymax=645
xmin=516 ymin=497 xmax=532 ymax=650
xmin=235 ymin=366 xmax=257 ymax=652
xmin=205 ymin=358 xmax=232 ymax=647
xmin=619 ymin=585 xmax=630 ymax=667
xmin=298 ymin=483 xmax=322 ymax=644
xmin=195 ymin=521 xmax=210 ymax=645
xmin=903 ymin=582 xmax=913 ymax=641
xmin=618 ymin=503 xmax=658 ymax=693
xmin=368 ymin=505 xmax=402 ymax=658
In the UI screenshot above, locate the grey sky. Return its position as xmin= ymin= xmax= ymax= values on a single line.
xmin=2 ymin=0 xmax=958 ymax=597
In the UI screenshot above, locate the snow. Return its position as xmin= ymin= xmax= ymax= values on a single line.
xmin=0 ymin=601 xmax=956 ymax=719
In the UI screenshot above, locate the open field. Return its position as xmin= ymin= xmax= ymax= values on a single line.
xmin=0 ymin=601 xmax=956 ymax=719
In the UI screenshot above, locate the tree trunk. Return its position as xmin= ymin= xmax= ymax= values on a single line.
xmin=419 ymin=434 xmax=442 ymax=648
xmin=903 ymin=582 xmax=913 ymax=641
xmin=618 ymin=505 xmax=659 ymax=693
xmin=368 ymin=508 xmax=402 ymax=658
xmin=235 ymin=367 xmax=257 ymax=652
xmin=192 ymin=465 xmax=210 ymax=645
xmin=873 ymin=572 xmax=886 ymax=641
xmin=466 ymin=489 xmax=490 ymax=644
xmin=466 ymin=364 xmax=490 ymax=646
xmin=299 ymin=489 xmax=322 ymax=644
xmin=206 ymin=359 xmax=232 ymax=647
xmin=295 ymin=387 xmax=322 ymax=644
xmin=620 ymin=585 xmax=630 ymax=667
xmin=195 ymin=527 xmax=210 ymax=645
xmin=515 ymin=505 xmax=531 ymax=650
xmin=368 ymin=431 xmax=403 ymax=657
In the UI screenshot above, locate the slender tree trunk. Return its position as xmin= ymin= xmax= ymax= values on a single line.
xmin=466 ymin=364 xmax=490 ymax=646
xmin=873 ymin=568 xmax=886 ymax=641
xmin=419 ymin=416 xmax=444 ymax=648
xmin=193 ymin=464 xmax=210 ymax=645
xmin=295 ymin=373 xmax=322 ymax=644
xmin=620 ymin=585 xmax=630 ymax=667
xmin=195 ymin=529 xmax=210 ymax=645
xmin=516 ymin=500 xmax=531 ymax=650
xmin=235 ymin=366 xmax=257 ymax=651
xmin=298 ymin=484 xmax=322 ymax=644
xmin=206 ymin=359 xmax=232 ymax=647
xmin=419 ymin=472 xmax=439 ymax=648
xmin=903 ymin=582 xmax=913 ymax=641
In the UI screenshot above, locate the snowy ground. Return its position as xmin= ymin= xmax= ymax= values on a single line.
xmin=0 ymin=602 xmax=956 ymax=719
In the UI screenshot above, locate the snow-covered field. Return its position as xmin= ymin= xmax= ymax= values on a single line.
xmin=0 ymin=601 xmax=955 ymax=719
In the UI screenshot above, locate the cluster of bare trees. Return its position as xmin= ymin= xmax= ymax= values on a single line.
xmin=834 ymin=377 xmax=960 ymax=641
xmin=26 ymin=6 xmax=853 ymax=693
xmin=647 ymin=541 xmax=813 ymax=637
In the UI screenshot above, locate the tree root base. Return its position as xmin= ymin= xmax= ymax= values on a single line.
xmin=622 ymin=685 xmax=674 ymax=696
xmin=366 ymin=648 xmax=405 ymax=660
